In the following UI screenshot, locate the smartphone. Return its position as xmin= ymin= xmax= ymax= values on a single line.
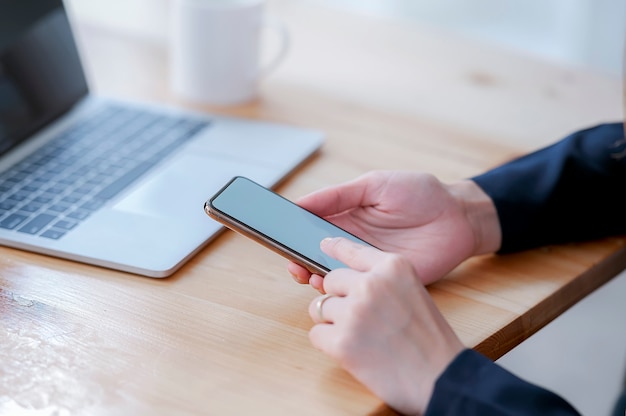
xmin=204 ymin=176 xmax=375 ymax=275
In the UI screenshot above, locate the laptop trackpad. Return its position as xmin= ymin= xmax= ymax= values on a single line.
xmin=112 ymin=154 xmax=272 ymax=219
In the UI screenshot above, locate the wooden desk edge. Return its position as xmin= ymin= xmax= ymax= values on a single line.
xmin=476 ymin=240 xmax=626 ymax=360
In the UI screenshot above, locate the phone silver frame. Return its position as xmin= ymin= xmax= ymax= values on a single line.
xmin=204 ymin=198 xmax=331 ymax=276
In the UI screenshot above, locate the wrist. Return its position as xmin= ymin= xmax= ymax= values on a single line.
xmin=447 ymin=179 xmax=502 ymax=255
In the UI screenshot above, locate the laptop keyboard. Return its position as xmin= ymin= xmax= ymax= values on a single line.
xmin=0 ymin=105 xmax=209 ymax=240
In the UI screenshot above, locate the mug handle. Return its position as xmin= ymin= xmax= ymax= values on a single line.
xmin=258 ymin=16 xmax=290 ymax=78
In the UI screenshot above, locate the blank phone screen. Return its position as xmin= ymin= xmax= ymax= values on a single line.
xmin=209 ymin=176 xmax=373 ymax=271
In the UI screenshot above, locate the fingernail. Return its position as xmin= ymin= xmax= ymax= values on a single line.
xmin=321 ymin=237 xmax=335 ymax=247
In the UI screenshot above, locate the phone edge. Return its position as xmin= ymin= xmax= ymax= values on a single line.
xmin=203 ymin=200 xmax=330 ymax=276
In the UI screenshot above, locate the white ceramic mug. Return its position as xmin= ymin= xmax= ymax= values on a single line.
xmin=170 ymin=0 xmax=289 ymax=106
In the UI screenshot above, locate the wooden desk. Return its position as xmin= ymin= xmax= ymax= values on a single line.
xmin=2 ymin=1 xmax=625 ymax=414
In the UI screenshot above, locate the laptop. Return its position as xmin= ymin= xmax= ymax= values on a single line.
xmin=0 ymin=0 xmax=323 ymax=277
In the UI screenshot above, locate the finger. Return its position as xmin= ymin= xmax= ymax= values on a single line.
xmin=309 ymin=293 xmax=341 ymax=324
xmin=287 ymin=262 xmax=326 ymax=294
xmin=309 ymin=274 xmax=325 ymax=293
xmin=287 ymin=261 xmax=311 ymax=284
xmin=319 ymin=267 xmax=360 ymax=297
xmin=296 ymin=175 xmax=373 ymax=217
xmin=308 ymin=323 xmax=336 ymax=354
xmin=321 ymin=237 xmax=385 ymax=272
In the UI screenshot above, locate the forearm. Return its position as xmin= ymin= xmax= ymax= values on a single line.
xmin=472 ymin=123 xmax=626 ymax=253
xmin=447 ymin=179 xmax=502 ymax=255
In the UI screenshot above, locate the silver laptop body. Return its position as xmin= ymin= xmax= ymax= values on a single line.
xmin=0 ymin=1 xmax=322 ymax=277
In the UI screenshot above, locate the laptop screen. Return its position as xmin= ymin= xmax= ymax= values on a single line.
xmin=0 ymin=0 xmax=88 ymax=157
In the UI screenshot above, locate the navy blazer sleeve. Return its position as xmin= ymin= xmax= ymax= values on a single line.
xmin=472 ymin=122 xmax=626 ymax=253
xmin=425 ymin=123 xmax=625 ymax=415
xmin=425 ymin=349 xmax=581 ymax=415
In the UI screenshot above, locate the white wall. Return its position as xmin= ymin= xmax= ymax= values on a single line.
xmin=64 ymin=0 xmax=626 ymax=75
xmin=311 ymin=0 xmax=626 ymax=75
xmin=65 ymin=0 xmax=170 ymax=43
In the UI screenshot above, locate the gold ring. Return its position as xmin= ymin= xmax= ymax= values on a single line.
xmin=316 ymin=293 xmax=335 ymax=323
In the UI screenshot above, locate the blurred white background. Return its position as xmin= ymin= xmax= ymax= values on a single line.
xmin=311 ymin=0 xmax=626 ymax=76
xmin=66 ymin=0 xmax=625 ymax=75
xmin=64 ymin=1 xmax=626 ymax=414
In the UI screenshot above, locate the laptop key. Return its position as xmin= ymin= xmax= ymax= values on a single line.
xmin=94 ymin=160 xmax=155 ymax=200
xmin=54 ymin=220 xmax=78 ymax=230
xmin=48 ymin=204 xmax=71 ymax=213
xmin=22 ymin=184 xmax=42 ymax=192
xmin=66 ymin=210 xmax=90 ymax=221
xmin=0 ymin=200 xmax=18 ymax=210
xmin=17 ymin=213 xmax=57 ymax=234
xmin=0 ymin=213 xmax=30 ymax=230
xmin=61 ymin=195 xmax=82 ymax=204
xmin=81 ymin=199 xmax=104 ymax=211
xmin=20 ymin=202 xmax=44 ymax=213
xmin=7 ymin=193 xmax=28 ymax=202
xmin=33 ymin=194 xmax=55 ymax=204
xmin=41 ymin=229 xmax=66 ymax=240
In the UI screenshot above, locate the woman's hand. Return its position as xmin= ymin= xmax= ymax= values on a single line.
xmin=289 ymin=170 xmax=501 ymax=291
xmin=308 ymin=237 xmax=465 ymax=415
